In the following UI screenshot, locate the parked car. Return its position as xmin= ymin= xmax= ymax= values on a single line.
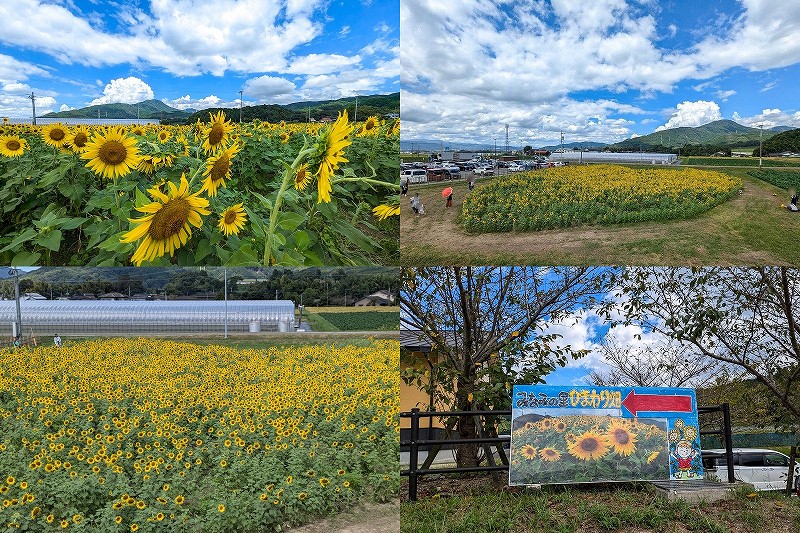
xmin=508 ymin=163 xmax=524 ymax=172
xmin=401 ymin=169 xmax=428 ymax=184
xmin=425 ymin=167 xmax=449 ymax=182
xmin=474 ymin=166 xmax=494 ymax=176
xmin=702 ymin=448 xmax=800 ymax=491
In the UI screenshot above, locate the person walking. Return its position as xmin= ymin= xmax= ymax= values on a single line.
xmin=410 ymin=193 xmax=421 ymax=215
xmin=54 ymin=334 xmax=62 ymax=348
xmin=446 ymin=191 xmax=453 ymax=208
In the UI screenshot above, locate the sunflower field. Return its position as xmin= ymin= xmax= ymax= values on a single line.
xmin=509 ymin=414 xmax=669 ymax=485
xmin=461 ymin=165 xmax=741 ymax=233
xmin=0 ymin=113 xmax=399 ymax=266
xmin=0 ymin=338 xmax=399 ymax=531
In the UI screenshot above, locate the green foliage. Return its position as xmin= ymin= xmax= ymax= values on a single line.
xmin=759 ymin=128 xmax=800 ymax=155
xmin=749 ymin=169 xmax=800 ymax=190
xmin=316 ymin=311 xmax=398 ymax=331
xmin=684 ymin=157 xmax=799 ymax=167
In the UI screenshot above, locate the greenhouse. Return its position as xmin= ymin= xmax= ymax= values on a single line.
xmin=549 ymin=151 xmax=678 ymax=165
xmin=0 ymin=300 xmax=296 ymax=336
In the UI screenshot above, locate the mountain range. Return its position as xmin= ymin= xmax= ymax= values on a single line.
xmin=610 ymin=120 xmax=787 ymax=150
xmin=42 ymin=93 xmax=400 ymax=125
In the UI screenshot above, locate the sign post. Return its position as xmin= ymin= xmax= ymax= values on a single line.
xmin=509 ymin=385 xmax=703 ymax=486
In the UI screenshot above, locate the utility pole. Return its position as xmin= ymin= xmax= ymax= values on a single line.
xmin=505 ymin=124 xmax=509 ymax=154
xmin=224 ymin=268 xmax=228 ymax=339
xmin=560 ymin=131 xmax=564 ymax=152
xmin=758 ymin=124 xmax=764 ymax=168
xmin=28 ymin=93 xmax=36 ymax=125
xmin=8 ymin=268 xmax=22 ymax=339
xmin=239 ymin=90 xmax=243 ymax=123
xmin=354 ymin=94 xmax=358 ymax=123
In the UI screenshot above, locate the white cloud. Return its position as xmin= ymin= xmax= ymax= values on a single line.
xmin=0 ymin=54 xmax=49 ymax=85
xmin=242 ymin=76 xmax=296 ymax=99
xmin=59 ymin=104 xmax=74 ymax=112
xmin=732 ymin=108 xmax=800 ymax=129
xmin=655 ymin=100 xmax=722 ymax=131
xmin=89 ymin=77 xmax=154 ymax=105
xmin=339 ymin=25 xmax=350 ymax=37
xmin=162 ymin=95 xmax=241 ymax=111
xmin=715 ymin=89 xmax=736 ymax=101
xmin=284 ymin=54 xmax=362 ymax=75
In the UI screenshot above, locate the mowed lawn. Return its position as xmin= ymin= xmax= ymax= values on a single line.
xmin=401 ymin=167 xmax=800 ymax=266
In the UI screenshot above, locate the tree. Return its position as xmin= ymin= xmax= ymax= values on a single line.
xmin=589 ymin=334 xmax=719 ymax=388
xmin=400 ymin=266 xmax=611 ymax=467
xmin=615 ymin=267 xmax=800 ymax=425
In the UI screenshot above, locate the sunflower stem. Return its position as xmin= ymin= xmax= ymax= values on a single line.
xmin=330 ymin=177 xmax=400 ymax=190
xmin=264 ymin=146 xmax=315 ymax=266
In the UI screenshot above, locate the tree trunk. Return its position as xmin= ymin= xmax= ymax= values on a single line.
xmin=455 ymin=373 xmax=479 ymax=467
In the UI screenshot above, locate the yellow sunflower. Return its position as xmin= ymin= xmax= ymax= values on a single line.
xmin=66 ymin=126 xmax=91 ymax=154
xmin=539 ymin=448 xmax=561 ymax=462
xmin=157 ymin=129 xmax=171 ymax=142
xmin=0 ymin=135 xmax=28 ymax=158
xmin=358 ymin=115 xmax=380 ymax=136
xmin=606 ymin=422 xmax=637 ymax=456
xmin=313 ymin=110 xmax=353 ymax=203
xmin=202 ymin=111 xmax=233 ymax=154
xmin=294 ymin=163 xmax=311 ymax=190
xmin=41 ymin=123 xmax=70 ymax=148
xmin=120 ymin=175 xmax=210 ymax=266
xmin=519 ymin=445 xmax=537 ymax=459
xmin=201 ymin=143 xmax=240 ymax=196
xmin=646 ymin=451 xmax=660 ymax=464
xmin=372 ymin=203 xmax=400 ymax=220
xmin=81 ymin=127 xmax=142 ymax=180
xmin=218 ymin=204 xmax=247 ymax=236
xmin=554 ymin=420 xmax=567 ymax=433
xmin=567 ymin=431 xmax=610 ymax=461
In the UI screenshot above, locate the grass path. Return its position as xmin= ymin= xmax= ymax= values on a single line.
xmin=401 ymin=168 xmax=800 ymax=265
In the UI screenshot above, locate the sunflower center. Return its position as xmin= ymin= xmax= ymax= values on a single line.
xmin=210 ymin=154 xmax=230 ymax=183
xmin=50 ymin=129 xmax=66 ymax=141
xmin=209 ymin=123 xmax=225 ymax=146
xmin=295 ymin=168 xmax=307 ymax=185
xmin=545 ymin=449 xmax=556 ymax=456
xmin=6 ymin=140 xmax=21 ymax=151
xmin=148 ymin=198 xmax=190 ymax=241
xmin=98 ymin=140 xmax=128 ymax=165
xmin=73 ymin=133 xmax=87 ymax=147
xmin=224 ymin=210 xmax=238 ymax=225
xmin=580 ymin=438 xmax=599 ymax=452
xmin=614 ymin=429 xmax=629 ymax=444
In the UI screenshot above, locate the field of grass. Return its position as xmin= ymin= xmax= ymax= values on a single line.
xmin=303 ymin=306 xmax=398 ymax=332
xmin=400 ymin=475 xmax=800 ymax=533
xmin=401 ymin=168 xmax=800 ymax=265
xmin=748 ymin=169 xmax=800 ymax=191
xmin=683 ymin=157 xmax=800 ymax=167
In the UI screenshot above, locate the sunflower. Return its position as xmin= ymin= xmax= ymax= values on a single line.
xmin=312 ymin=110 xmax=353 ymax=203
xmin=294 ymin=163 xmax=311 ymax=190
xmin=66 ymin=126 xmax=91 ymax=154
xmin=567 ymin=431 xmax=610 ymax=461
xmin=130 ymin=126 xmax=146 ymax=136
xmin=81 ymin=127 xmax=142 ymax=180
xmin=0 ymin=135 xmax=28 ymax=158
xmin=218 ymin=204 xmax=247 ymax=236
xmin=358 ymin=115 xmax=380 ymax=136
xmin=606 ymin=422 xmax=637 ymax=456
xmin=539 ymin=418 xmax=553 ymax=430
xmin=554 ymin=420 xmax=567 ymax=433
xmin=202 ymin=111 xmax=233 ymax=154
xmin=519 ymin=444 xmax=537 ymax=459
xmin=120 ymin=175 xmax=210 ymax=266
xmin=41 ymin=123 xmax=70 ymax=148
xmin=372 ymin=203 xmax=399 ymax=220
xmin=280 ymin=132 xmax=291 ymax=143
xmin=646 ymin=451 xmax=660 ymax=464
xmin=157 ymin=129 xmax=171 ymax=142
xmin=201 ymin=144 xmax=240 ymax=196
xmin=539 ymin=448 xmax=561 ymax=462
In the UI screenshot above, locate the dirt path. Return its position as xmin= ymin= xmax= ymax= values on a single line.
xmin=286 ymin=502 xmax=399 ymax=533
xmin=401 ymin=171 xmax=800 ymax=265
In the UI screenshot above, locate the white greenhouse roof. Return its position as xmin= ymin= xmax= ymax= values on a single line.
xmin=549 ymin=152 xmax=678 ymax=164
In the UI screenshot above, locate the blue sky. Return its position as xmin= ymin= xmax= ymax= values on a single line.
xmin=400 ymin=0 xmax=800 ymax=145
xmin=0 ymin=0 xmax=399 ymax=118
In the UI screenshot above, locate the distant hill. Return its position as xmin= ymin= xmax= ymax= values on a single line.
xmin=43 ymin=99 xmax=194 ymax=122
xmin=760 ymin=128 xmax=800 ymax=154
xmin=612 ymin=120 xmax=780 ymax=150
xmin=185 ymin=92 xmax=399 ymax=125
xmin=540 ymin=141 xmax=608 ymax=151
xmin=401 ymin=139 xmax=500 ymax=152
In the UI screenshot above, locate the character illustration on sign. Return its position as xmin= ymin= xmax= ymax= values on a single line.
xmin=668 ymin=419 xmax=702 ymax=479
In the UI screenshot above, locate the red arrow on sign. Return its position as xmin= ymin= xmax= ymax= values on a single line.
xmin=621 ymin=390 xmax=692 ymax=416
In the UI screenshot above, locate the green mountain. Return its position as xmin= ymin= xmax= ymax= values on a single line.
xmin=184 ymin=92 xmax=400 ymax=125
xmin=612 ymin=120 xmax=778 ymax=150
xmin=42 ymin=99 xmax=194 ymax=121
xmin=759 ymin=128 xmax=800 ymax=154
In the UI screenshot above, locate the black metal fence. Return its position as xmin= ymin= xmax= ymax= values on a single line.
xmin=401 ymin=403 xmax=736 ymax=502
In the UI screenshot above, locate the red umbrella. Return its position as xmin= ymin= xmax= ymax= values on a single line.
xmin=441 ymin=187 xmax=453 ymax=198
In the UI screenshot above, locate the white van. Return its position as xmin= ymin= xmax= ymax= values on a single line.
xmin=401 ymin=169 xmax=427 ymax=184
xmin=703 ymin=448 xmax=800 ymax=491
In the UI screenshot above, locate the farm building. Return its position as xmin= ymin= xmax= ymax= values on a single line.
xmin=354 ymin=290 xmax=396 ymax=306
xmin=0 ymin=299 xmax=296 ymax=336
xmin=401 ymin=329 xmax=452 ymax=444
xmin=549 ymin=151 xmax=678 ymax=165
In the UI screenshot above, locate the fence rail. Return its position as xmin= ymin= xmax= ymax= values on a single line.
xmin=401 ymin=404 xmax=735 ymax=502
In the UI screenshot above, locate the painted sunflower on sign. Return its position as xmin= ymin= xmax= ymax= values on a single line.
xmin=520 ymin=445 xmax=537 ymax=460
xmin=606 ymin=422 xmax=637 ymax=457
xmin=120 ymin=175 xmax=210 ymax=265
xmin=311 ymin=110 xmax=353 ymax=203
xmin=218 ymin=203 xmax=247 ymax=236
xmin=567 ymin=431 xmax=610 ymax=461
xmin=41 ymin=123 xmax=70 ymax=148
xmin=0 ymin=135 xmax=28 ymax=158
xmin=81 ymin=127 xmax=142 ymax=180
xmin=539 ymin=448 xmax=561 ymax=462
